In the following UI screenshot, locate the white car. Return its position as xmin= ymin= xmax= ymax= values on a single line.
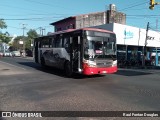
xmin=12 ymin=51 xmax=21 ymax=57
xmin=3 ymin=51 xmax=12 ymax=57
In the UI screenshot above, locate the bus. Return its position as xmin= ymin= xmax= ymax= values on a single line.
xmin=34 ymin=27 xmax=117 ymax=77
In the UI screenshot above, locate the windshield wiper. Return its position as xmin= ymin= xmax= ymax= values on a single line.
xmin=106 ymin=54 xmax=116 ymax=60
xmin=94 ymin=54 xmax=101 ymax=60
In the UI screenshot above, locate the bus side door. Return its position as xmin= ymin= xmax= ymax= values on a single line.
xmin=34 ymin=40 xmax=39 ymax=63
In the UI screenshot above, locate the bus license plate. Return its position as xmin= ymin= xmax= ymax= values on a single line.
xmin=102 ymin=71 xmax=107 ymax=73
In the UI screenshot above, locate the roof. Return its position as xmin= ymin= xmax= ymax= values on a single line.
xmin=50 ymin=11 xmax=106 ymax=26
xmin=50 ymin=16 xmax=75 ymax=25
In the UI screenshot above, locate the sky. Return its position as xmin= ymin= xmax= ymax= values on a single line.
xmin=0 ymin=0 xmax=160 ymax=36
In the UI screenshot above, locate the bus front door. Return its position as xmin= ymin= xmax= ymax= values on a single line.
xmin=70 ymin=36 xmax=82 ymax=73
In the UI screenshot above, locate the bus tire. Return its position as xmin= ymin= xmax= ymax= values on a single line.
xmin=41 ymin=57 xmax=46 ymax=68
xmin=65 ymin=61 xmax=72 ymax=77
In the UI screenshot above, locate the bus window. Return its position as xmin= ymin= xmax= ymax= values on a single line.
xmin=39 ymin=41 xmax=42 ymax=48
xmin=42 ymin=38 xmax=49 ymax=48
xmin=54 ymin=36 xmax=62 ymax=48
xmin=63 ymin=37 xmax=70 ymax=53
xmin=49 ymin=38 xmax=53 ymax=48
xmin=52 ymin=38 xmax=56 ymax=48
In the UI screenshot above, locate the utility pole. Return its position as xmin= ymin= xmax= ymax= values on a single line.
xmin=42 ymin=28 xmax=46 ymax=36
xmin=22 ymin=24 xmax=27 ymax=36
xmin=142 ymin=22 xmax=149 ymax=67
xmin=35 ymin=27 xmax=42 ymax=36
xmin=21 ymin=23 xmax=27 ymax=57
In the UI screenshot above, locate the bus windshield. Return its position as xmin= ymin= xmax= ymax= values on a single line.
xmin=84 ymin=36 xmax=116 ymax=60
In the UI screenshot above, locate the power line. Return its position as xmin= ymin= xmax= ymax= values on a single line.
xmin=0 ymin=3 xmax=74 ymax=17
xmin=0 ymin=13 xmax=73 ymax=17
xmin=23 ymin=0 xmax=78 ymax=11
xmin=7 ymin=25 xmax=53 ymax=31
xmin=0 ymin=4 xmax=44 ymax=14
xmin=3 ymin=14 xmax=160 ymax=21
xmin=119 ymin=1 xmax=149 ymax=11
xmin=7 ymin=26 xmax=22 ymax=30
xmin=127 ymin=15 xmax=160 ymax=17
xmin=2 ymin=17 xmax=65 ymax=21
xmin=123 ymin=8 xmax=148 ymax=11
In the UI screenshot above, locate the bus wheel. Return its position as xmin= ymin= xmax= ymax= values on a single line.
xmin=65 ymin=61 xmax=72 ymax=77
xmin=41 ymin=57 xmax=46 ymax=68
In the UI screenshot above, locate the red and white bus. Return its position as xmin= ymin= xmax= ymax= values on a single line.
xmin=34 ymin=27 xmax=117 ymax=77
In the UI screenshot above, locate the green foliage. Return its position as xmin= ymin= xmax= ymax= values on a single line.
xmin=11 ymin=36 xmax=26 ymax=50
xmin=0 ymin=19 xmax=11 ymax=44
xmin=11 ymin=29 xmax=39 ymax=50
xmin=0 ymin=32 xmax=11 ymax=43
xmin=25 ymin=29 xmax=39 ymax=50
xmin=27 ymin=29 xmax=39 ymax=39
xmin=0 ymin=19 xmax=7 ymax=29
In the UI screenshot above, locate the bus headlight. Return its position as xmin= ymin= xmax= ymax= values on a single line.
xmin=83 ymin=60 xmax=96 ymax=68
xmin=112 ymin=60 xmax=117 ymax=67
xmin=88 ymin=61 xmax=96 ymax=66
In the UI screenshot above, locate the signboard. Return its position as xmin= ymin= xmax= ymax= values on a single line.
xmin=19 ymin=41 xmax=23 ymax=45
xmin=113 ymin=23 xmax=139 ymax=45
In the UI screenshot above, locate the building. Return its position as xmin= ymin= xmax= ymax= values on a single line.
xmin=50 ymin=4 xmax=126 ymax=32
xmin=93 ymin=23 xmax=160 ymax=66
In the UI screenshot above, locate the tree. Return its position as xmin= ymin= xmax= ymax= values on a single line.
xmin=25 ymin=29 xmax=39 ymax=50
xmin=0 ymin=32 xmax=11 ymax=43
xmin=27 ymin=29 xmax=39 ymax=39
xmin=0 ymin=19 xmax=10 ymax=43
xmin=0 ymin=19 xmax=7 ymax=29
xmin=11 ymin=36 xmax=26 ymax=51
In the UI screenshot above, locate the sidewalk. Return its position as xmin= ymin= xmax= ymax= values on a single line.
xmin=0 ymin=61 xmax=28 ymax=76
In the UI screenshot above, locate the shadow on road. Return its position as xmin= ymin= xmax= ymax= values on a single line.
xmin=116 ymin=69 xmax=152 ymax=76
xmin=0 ymin=118 xmax=6 ymax=120
xmin=17 ymin=62 xmax=105 ymax=79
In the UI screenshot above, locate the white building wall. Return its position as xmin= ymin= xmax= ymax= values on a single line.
xmin=138 ymin=29 xmax=146 ymax=46
xmin=93 ymin=23 xmax=160 ymax=47
xmin=146 ymin=30 xmax=160 ymax=47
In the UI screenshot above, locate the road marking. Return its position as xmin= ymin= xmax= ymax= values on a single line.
xmin=0 ymin=61 xmax=26 ymax=70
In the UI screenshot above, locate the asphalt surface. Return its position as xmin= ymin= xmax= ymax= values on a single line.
xmin=0 ymin=57 xmax=160 ymax=120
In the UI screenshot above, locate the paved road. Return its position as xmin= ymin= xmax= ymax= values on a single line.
xmin=0 ymin=57 xmax=160 ymax=120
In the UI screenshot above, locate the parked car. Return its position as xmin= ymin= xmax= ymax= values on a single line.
xmin=0 ymin=52 xmax=3 ymax=57
xmin=3 ymin=51 xmax=12 ymax=57
xmin=12 ymin=51 xmax=21 ymax=57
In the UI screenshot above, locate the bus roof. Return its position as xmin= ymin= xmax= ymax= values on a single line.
xmin=38 ymin=27 xmax=115 ymax=39
xmin=51 ymin=27 xmax=114 ymax=35
xmin=82 ymin=27 xmax=114 ymax=34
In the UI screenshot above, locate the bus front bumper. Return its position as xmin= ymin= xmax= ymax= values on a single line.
xmin=83 ymin=66 xmax=117 ymax=75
